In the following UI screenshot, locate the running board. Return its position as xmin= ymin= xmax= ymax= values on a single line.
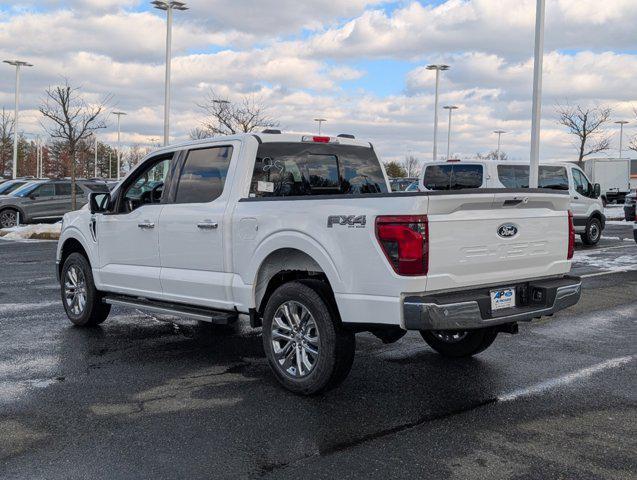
xmin=103 ymin=295 xmax=238 ymax=325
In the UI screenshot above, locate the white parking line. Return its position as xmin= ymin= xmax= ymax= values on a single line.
xmin=498 ymin=355 xmax=635 ymax=402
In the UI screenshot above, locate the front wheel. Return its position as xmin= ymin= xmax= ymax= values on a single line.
xmin=420 ymin=328 xmax=497 ymax=358
xmin=61 ymin=252 xmax=111 ymax=326
xmin=581 ymin=217 xmax=602 ymax=246
xmin=262 ymin=281 xmax=355 ymax=395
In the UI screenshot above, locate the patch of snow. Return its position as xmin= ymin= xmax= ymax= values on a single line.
xmin=0 ymin=223 xmax=61 ymax=240
xmin=573 ymin=250 xmax=637 ymax=272
xmin=604 ymin=205 xmax=625 ymax=220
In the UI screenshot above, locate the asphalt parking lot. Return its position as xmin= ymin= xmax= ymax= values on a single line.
xmin=0 ymin=224 xmax=635 ymax=480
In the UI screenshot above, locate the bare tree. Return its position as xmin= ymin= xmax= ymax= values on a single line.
xmin=629 ymin=107 xmax=637 ymax=154
xmin=477 ymin=150 xmax=508 ymax=161
xmin=39 ymin=80 xmax=109 ymax=209
xmin=0 ymin=108 xmax=14 ymax=178
xmin=194 ymin=90 xmax=279 ymax=138
xmin=402 ymin=154 xmax=421 ymax=177
xmin=556 ymin=103 xmax=612 ymax=166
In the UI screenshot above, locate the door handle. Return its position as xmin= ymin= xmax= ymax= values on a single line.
xmin=138 ymin=222 xmax=155 ymax=229
xmin=573 ymin=196 xmax=579 ymax=200
xmin=197 ymin=221 xmax=218 ymax=230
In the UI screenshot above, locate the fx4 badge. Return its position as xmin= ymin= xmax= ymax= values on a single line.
xmin=327 ymin=215 xmax=367 ymax=229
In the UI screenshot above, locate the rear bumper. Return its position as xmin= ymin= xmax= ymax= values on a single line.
xmin=403 ymin=275 xmax=581 ymax=331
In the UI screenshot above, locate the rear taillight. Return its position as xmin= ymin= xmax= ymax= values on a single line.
xmin=567 ymin=210 xmax=575 ymax=260
xmin=376 ymin=215 xmax=428 ymax=276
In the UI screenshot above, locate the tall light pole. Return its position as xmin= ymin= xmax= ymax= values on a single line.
xmin=314 ymin=118 xmax=327 ymax=135
xmin=615 ymin=121 xmax=629 ymax=158
xmin=3 ymin=60 xmax=33 ymax=179
xmin=529 ymin=0 xmax=545 ymax=188
xmin=152 ymin=1 xmax=188 ymax=147
xmin=426 ymin=64 xmax=449 ymax=162
xmin=494 ymin=130 xmax=506 ymax=160
xmin=443 ymin=105 xmax=458 ymax=160
xmin=113 ymin=112 xmax=127 ymax=180
xmin=94 ymin=135 xmax=99 ymax=178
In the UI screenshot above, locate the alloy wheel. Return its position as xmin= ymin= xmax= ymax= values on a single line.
xmin=0 ymin=210 xmax=17 ymax=229
xmin=271 ymin=300 xmax=320 ymax=378
xmin=64 ymin=265 xmax=87 ymax=315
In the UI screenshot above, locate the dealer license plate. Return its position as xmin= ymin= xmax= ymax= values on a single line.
xmin=490 ymin=287 xmax=516 ymax=311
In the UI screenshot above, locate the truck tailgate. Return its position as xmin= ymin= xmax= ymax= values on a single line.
xmin=426 ymin=192 xmax=572 ymax=291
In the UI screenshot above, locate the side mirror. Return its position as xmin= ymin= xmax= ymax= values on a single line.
xmin=89 ymin=192 xmax=111 ymax=214
xmin=593 ymin=183 xmax=601 ymax=199
xmin=29 ymin=194 xmax=37 ymax=200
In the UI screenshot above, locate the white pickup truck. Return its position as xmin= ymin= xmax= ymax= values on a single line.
xmin=56 ymin=133 xmax=581 ymax=394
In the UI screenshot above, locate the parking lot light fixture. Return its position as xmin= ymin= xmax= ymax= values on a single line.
xmin=426 ymin=65 xmax=449 ymax=162
xmin=314 ymin=118 xmax=327 ymax=135
xmin=3 ymin=59 xmax=34 ymax=180
xmin=443 ymin=106 xmax=458 ymax=160
xmin=494 ymin=130 xmax=507 ymax=160
xmin=113 ymin=112 xmax=127 ymax=181
xmin=152 ymin=1 xmax=188 ymax=147
xmin=614 ymin=121 xmax=629 ymax=158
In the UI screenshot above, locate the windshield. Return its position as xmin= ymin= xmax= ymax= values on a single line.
xmin=0 ymin=181 xmax=26 ymax=195
xmin=11 ymin=182 xmax=42 ymax=198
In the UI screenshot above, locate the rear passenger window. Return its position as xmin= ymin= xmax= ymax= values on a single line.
xmin=175 ymin=146 xmax=233 ymax=204
xmin=423 ymin=164 xmax=483 ymax=190
xmin=538 ymin=166 xmax=569 ymax=190
xmin=55 ymin=183 xmax=71 ymax=196
xmin=497 ymin=165 xmax=568 ymax=190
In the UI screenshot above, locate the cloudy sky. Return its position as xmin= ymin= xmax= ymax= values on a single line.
xmin=0 ymin=0 xmax=636 ymax=163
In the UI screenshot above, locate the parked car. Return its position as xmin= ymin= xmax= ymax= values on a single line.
xmin=0 ymin=179 xmax=31 ymax=196
xmin=624 ymin=190 xmax=636 ymax=222
xmin=57 ymin=133 xmax=580 ymax=394
xmin=419 ymin=160 xmax=605 ymax=246
xmin=0 ymin=179 xmax=109 ymax=228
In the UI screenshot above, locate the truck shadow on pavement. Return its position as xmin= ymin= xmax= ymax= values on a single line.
xmin=51 ymin=313 xmax=503 ymax=472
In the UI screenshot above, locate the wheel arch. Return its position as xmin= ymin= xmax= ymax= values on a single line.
xmin=58 ymin=236 xmax=91 ymax=280
xmin=253 ymin=248 xmax=340 ymax=323
xmin=0 ymin=204 xmax=27 ymax=225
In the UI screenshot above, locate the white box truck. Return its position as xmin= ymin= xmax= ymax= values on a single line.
xmin=583 ymin=158 xmax=631 ymax=205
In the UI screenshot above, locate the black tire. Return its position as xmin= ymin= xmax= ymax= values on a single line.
xmin=0 ymin=208 xmax=19 ymax=229
xmin=262 ymin=280 xmax=355 ymax=395
xmin=420 ymin=328 xmax=497 ymax=358
xmin=61 ymin=252 xmax=110 ymax=327
xmin=581 ymin=217 xmax=602 ymax=246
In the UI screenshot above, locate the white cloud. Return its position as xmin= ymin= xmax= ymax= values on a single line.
xmin=0 ymin=0 xmax=635 ymax=166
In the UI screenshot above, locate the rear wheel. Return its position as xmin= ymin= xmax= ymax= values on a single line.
xmin=420 ymin=328 xmax=497 ymax=358
xmin=61 ymin=252 xmax=110 ymax=326
xmin=262 ymin=281 xmax=355 ymax=395
xmin=581 ymin=217 xmax=602 ymax=246
xmin=0 ymin=208 xmax=19 ymax=229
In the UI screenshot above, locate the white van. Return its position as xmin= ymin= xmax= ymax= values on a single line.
xmin=419 ymin=160 xmax=605 ymax=245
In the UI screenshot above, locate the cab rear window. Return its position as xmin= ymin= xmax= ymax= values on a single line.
xmin=250 ymin=143 xmax=387 ymax=197
xmin=422 ymin=164 xmax=483 ymax=190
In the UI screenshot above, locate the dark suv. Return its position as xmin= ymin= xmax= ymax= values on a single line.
xmin=0 ymin=179 xmax=109 ymax=228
